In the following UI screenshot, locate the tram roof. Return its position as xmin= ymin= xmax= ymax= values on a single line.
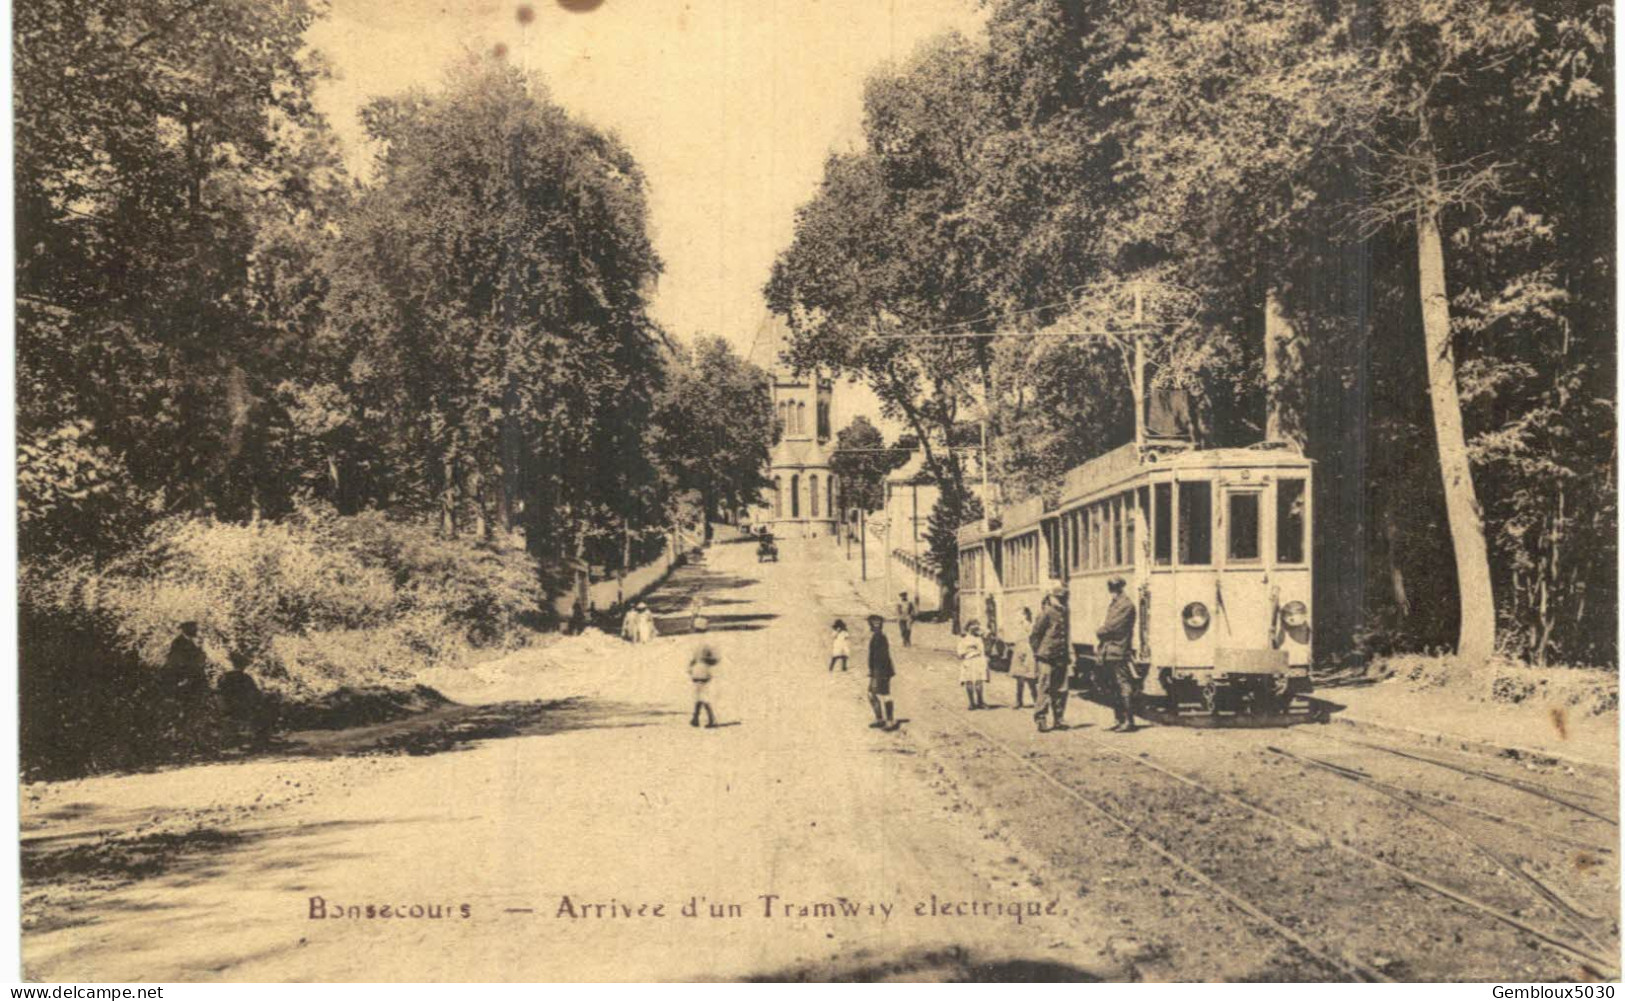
xmin=957 ymin=440 xmax=1310 ymax=548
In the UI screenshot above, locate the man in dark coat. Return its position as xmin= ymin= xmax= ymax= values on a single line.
xmin=163 ymin=622 xmax=211 ymax=702
xmin=158 ymin=621 xmax=214 ymax=754
xmin=1098 ymin=576 xmax=1140 ymax=731
xmin=1029 ymin=586 xmax=1071 ymax=733
xmin=866 ymin=614 xmax=898 ymax=731
xmin=218 ymin=651 xmax=276 ymax=748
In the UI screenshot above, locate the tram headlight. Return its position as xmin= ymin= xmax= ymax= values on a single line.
xmin=1182 ymin=602 xmax=1210 ymax=631
xmin=1281 ymin=601 xmax=1309 ymax=629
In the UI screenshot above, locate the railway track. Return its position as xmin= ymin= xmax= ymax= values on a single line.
xmin=907 ymin=682 xmax=1619 ymax=981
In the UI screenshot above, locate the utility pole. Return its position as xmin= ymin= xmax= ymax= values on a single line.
xmin=911 ymin=483 xmax=920 ymax=606
xmin=980 ymin=417 xmax=990 ymax=508
xmin=1133 ymin=283 xmax=1147 ymax=453
xmin=860 ymin=508 xmax=867 ymax=580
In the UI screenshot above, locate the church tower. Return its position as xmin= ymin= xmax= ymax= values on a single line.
xmin=748 ymin=314 xmax=839 ymax=537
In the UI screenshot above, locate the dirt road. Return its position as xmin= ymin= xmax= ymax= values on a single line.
xmin=23 ymin=535 xmax=1116 ymax=982
xmin=21 ymin=533 xmax=1620 ymax=981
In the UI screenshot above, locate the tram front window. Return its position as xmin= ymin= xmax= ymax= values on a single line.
xmin=1277 ymin=478 xmax=1306 ymax=564
xmin=1177 ymin=481 xmax=1212 ymax=566
xmin=1154 ymin=484 xmax=1172 ymax=565
xmin=1228 ymin=492 xmax=1260 ymax=562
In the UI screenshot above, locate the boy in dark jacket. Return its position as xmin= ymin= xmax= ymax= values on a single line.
xmin=866 ymin=614 xmax=897 ymax=731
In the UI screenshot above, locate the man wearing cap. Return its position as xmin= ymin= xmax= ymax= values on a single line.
xmin=865 ymin=614 xmax=898 ymax=730
xmin=1098 ymin=576 xmax=1139 ymax=731
xmin=1028 ymin=585 xmax=1071 ymax=733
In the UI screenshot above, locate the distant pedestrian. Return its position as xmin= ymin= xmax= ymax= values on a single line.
xmin=636 ymin=602 xmax=658 ymax=643
xmin=1098 ymin=576 xmax=1140 ymax=732
xmin=687 ymin=621 xmax=720 ymax=729
xmin=866 ymin=614 xmax=897 ymax=731
xmin=620 ymin=603 xmax=639 ymax=643
xmin=568 ymin=599 xmax=586 ymax=636
xmin=689 ymin=595 xmax=708 ymax=633
xmin=217 ymin=651 xmax=275 ymax=748
xmin=897 ymin=593 xmax=915 ymax=647
xmin=1009 ymin=607 xmax=1039 ymax=710
xmin=957 ymin=621 xmax=989 ymax=710
xmin=1030 ymin=585 xmax=1071 ymax=733
xmin=163 ymin=621 xmax=211 ymax=704
xmin=157 ymin=621 xmax=213 ymax=753
xmin=829 ymin=619 xmax=851 ymax=672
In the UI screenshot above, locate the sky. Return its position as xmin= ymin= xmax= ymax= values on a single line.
xmin=305 ymin=0 xmax=985 ymax=433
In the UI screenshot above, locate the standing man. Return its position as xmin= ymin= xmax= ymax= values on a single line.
xmin=1029 ymin=585 xmax=1071 ymax=733
xmin=897 ymin=592 xmax=915 ymax=648
xmin=159 ymin=621 xmax=213 ymax=754
xmin=163 ymin=621 xmax=211 ymax=705
xmin=866 ymin=614 xmax=898 ymax=730
xmin=1098 ymin=576 xmax=1140 ymax=732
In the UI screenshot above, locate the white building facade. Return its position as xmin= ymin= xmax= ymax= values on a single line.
xmin=747 ymin=315 xmax=839 ymax=537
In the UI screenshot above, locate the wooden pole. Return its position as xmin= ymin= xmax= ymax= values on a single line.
xmin=1133 ymin=284 xmax=1147 ymax=452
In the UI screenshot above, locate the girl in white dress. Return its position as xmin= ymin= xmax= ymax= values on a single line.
xmin=957 ymin=620 xmax=989 ymax=710
xmin=829 ymin=619 xmax=851 ymax=672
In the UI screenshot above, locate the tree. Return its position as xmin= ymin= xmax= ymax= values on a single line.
xmin=323 ymin=61 xmax=667 ymax=574
xmin=15 ymin=0 xmax=343 ymax=531
xmin=830 ymin=417 xmax=905 ymax=514
xmin=767 ymin=35 xmax=999 ymax=604
xmin=653 ymin=336 xmax=775 ymax=534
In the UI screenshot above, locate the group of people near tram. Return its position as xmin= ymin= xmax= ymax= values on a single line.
xmin=829 ymin=578 xmax=1142 ymax=735
xmin=952 ymin=576 xmax=1139 ymax=732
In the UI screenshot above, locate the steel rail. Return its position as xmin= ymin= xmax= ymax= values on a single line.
xmin=916 ymin=695 xmax=1393 ymax=982
xmin=1268 ymin=745 xmax=1613 ymax=955
xmin=1321 ymin=735 xmax=1618 ymax=827
xmin=1060 ymin=725 xmax=1620 ymax=977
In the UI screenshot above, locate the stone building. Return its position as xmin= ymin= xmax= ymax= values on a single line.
xmin=748 ymin=314 xmax=839 ymax=537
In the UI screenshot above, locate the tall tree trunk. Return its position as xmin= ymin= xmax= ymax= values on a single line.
xmin=469 ymin=468 xmax=489 ymax=541
xmin=1264 ymin=285 xmax=1305 ymax=448
xmin=327 ymin=453 xmax=342 ymax=508
xmin=439 ymin=444 xmax=459 ymax=539
xmin=1416 ymin=185 xmax=1495 ymax=665
xmin=1382 ymin=504 xmax=1411 ymax=620
xmin=499 ymin=382 xmax=520 ymax=534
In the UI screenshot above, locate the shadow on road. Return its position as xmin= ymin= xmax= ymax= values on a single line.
xmin=281 ymin=697 xmax=679 ymax=759
xmin=22 ymin=697 xmax=672 ymax=936
xmin=746 ymin=945 xmax=1103 ymax=982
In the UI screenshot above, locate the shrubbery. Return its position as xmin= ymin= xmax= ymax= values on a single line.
xmin=20 ymin=507 xmax=556 ymax=777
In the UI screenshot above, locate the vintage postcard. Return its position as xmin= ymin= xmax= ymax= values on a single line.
xmin=14 ymin=0 xmax=1619 ymax=983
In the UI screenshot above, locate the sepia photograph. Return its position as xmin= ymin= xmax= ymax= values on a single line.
xmin=11 ymin=0 xmax=1620 ymax=984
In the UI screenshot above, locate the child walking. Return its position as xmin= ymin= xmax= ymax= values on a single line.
xmin=829 ymin=619 xmax=850 ymax=672
xmin=687 ymin=623 xmax=719 ymax=728
xmin=958 ymin=620 xmax=990 ymax=709
xmin=865 ymin=614 xmax=897 ymax=730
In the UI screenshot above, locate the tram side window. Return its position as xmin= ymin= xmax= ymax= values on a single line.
xmin=1178 ymin=481 xmax=1212 ymax=566
xmin=1154 ymin=484 xmax=1172 ymax=566
xmin=1228 ymin=491 xmax=1261 ymax=562
xmin=1111 ymin=497 xmax=1124 ymax=566
xmin=1277 ymin=478 xmax=1306 ymax=564
xmin=1129 ymin=489 xmax=1143 ymax=565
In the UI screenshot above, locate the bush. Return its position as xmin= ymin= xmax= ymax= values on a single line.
xmin=19 ymin=508 xmax=553 ymax=776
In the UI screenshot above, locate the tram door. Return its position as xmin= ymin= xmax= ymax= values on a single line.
xmin=1216 ymin=482 xmax=1274 ymax=655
